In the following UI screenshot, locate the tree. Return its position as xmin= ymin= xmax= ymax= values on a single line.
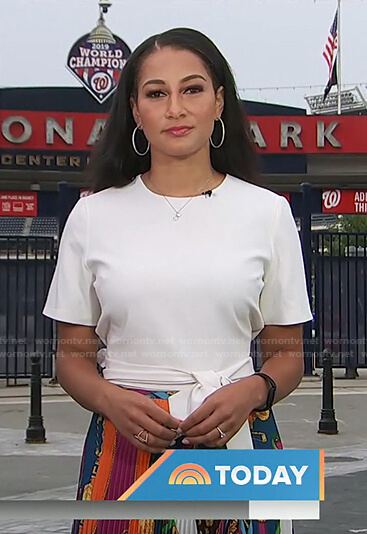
xmin=332 ymin=214 xmax=367 ymax=233
xmin=324 ymin=215 xmax=367 ymax=256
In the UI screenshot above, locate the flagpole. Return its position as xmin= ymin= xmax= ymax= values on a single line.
xmin=337 ymin=0 xmax=342 ymax=115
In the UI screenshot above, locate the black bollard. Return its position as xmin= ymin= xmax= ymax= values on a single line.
xmin=25 ymin=352 xmax=46 ymax=444
xmin=318 ymin=349 xmax=338 ymax=435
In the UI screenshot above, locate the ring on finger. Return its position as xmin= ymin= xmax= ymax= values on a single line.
xmin=216 ymin=426 xmax=227 ymax=439
xmin=133 ymin=429 xmax=149 ymax=444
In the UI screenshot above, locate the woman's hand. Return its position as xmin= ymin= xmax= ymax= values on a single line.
xmin=178 ymin=375 xmax=269 ymax=447
xmin=102 ymin=383 xmax=182 ymax=454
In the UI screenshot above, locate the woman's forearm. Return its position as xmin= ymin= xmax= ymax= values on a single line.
xmin=260 ymin=349 xmax=304 ymax=404
xmin=238 ymin=349 xmax=304 ymax=411
xmin=55 ymin=350 xmax=116 ymax=417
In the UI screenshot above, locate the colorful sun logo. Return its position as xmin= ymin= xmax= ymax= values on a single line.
xmin=168 ymin=464 xmax=211 ymax=485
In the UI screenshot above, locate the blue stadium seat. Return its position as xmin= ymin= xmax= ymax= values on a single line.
xmin=0 ymin=218 xmax=25 ymax=236
xmin=28 ymin=218 xmax=58 ymax=236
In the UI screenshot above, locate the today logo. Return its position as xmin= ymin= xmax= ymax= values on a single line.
xmin=169 ymin=463 xmax=212 ymax=485
xmin=169 ymin=463 xmax=308 ymax=486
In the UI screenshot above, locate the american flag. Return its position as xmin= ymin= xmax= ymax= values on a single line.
xmin=323 ymin=9 xmax=338 ymax=100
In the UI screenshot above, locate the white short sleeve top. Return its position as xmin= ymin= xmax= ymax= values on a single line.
xmin=43 ymin=174 xmax=312 ymax=418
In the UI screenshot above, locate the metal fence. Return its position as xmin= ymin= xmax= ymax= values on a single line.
xmin=0 ymin=236 xmax=57 ymax=384
xmin=313 ymin=232 xmax=367 ymax=370
xmin=2 ymin=226 xmax=367 ymax=382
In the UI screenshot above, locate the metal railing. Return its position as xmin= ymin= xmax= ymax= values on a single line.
xmin=2 ymin=213 xmax=367 ymax=382
xmin=0 ymin=236 xmax=57 ymax=384
xmin=313 ymin=232 xmax=367 ymax=370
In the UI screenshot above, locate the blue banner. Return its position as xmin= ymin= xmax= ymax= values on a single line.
xmin=118 ymin=449 xmax=324 ymax=502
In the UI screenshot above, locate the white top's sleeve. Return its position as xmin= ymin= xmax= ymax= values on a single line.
xmin=259 ymin=196 xmax=313 ymax=325
xmin=42 ymin=198 xmax=101 ymax=326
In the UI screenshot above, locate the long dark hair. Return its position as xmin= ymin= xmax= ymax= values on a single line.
xmin=85 ymin=28 xmax=260 ymax=192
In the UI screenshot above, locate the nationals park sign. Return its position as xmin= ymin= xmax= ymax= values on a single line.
xmin=1 ymin=113 xmax=367 ymax=171
xmin=2 ymin=113 xmax=367 ymax=153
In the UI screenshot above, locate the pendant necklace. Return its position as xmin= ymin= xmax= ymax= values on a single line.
xmin=145 ymin=175 xmax=212 ymax=221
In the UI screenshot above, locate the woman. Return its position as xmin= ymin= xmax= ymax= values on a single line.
xmin=43 ymin=27 xmax=312 ymax=534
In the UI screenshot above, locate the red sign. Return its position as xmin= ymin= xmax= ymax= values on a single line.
xmin=0 ymin=192 xmax=38 ymax=216
xmin=322 ymin=189 xmax=367 ymax=214
xmin=1 ymin=111 xmax=367 ymax=154
xmin=279 ymin=192 xmax=290 ymax=202
xmin=80 ymin=188 xmax=93 ymax=198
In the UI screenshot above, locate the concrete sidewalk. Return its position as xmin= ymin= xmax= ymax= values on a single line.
xmin=1 ymin=372 xmax=366 ymax=533
xmin=0 ymin=380 xmax=68 ymax=398
xmin=1 ymin=368 xmax=367 ymax=398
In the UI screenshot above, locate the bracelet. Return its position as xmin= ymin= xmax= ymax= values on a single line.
xmin=253 ymin=372 xmax=277 ymax=411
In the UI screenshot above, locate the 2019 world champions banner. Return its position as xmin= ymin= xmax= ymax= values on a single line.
xmin=66 ymin=6 xmax=131 ymax=104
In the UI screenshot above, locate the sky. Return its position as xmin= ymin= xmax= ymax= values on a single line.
xmin=1 ymin=0 xmax=366 ymax=111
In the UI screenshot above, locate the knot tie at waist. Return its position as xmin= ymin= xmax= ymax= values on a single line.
xmin=102 ymin=355 xmax=255 ymax=449
xmin=168 ymin=369 xmax=234 ymax=421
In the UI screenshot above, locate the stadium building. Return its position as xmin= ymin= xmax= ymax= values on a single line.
xmin=1 ymin=85 xmax=367 ymax=237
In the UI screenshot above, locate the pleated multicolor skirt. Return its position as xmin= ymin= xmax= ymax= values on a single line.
xmin=72 ymin=389 xmax=289 ymax=534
